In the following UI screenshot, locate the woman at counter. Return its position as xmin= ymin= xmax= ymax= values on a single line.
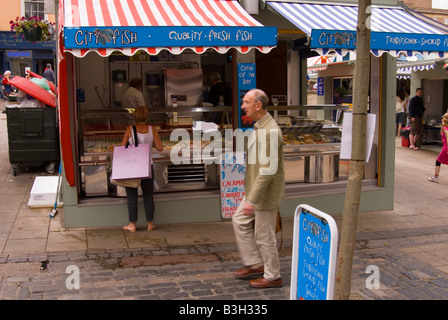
xmin=121 ymin=106 xmax=163 ymax=232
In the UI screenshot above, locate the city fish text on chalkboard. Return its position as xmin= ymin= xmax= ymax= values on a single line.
xmin=290 ymin=206 xmax=338 ymax=301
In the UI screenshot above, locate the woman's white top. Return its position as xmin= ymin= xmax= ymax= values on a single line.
xmin=396 ymin=97 xmax=405 ymax=113
xmin=128 ymin=125 xmax=153 ymax=165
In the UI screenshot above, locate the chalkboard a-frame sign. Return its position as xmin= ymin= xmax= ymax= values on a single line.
xmin=290 ymin=204 xmax=338 ymax=300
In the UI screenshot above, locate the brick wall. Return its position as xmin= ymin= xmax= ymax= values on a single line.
xmin=402 ymin=0 xmax=448 ymax=25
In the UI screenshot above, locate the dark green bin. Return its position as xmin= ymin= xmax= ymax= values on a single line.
xmin=5 ymin=107 xmax=59 ymax=175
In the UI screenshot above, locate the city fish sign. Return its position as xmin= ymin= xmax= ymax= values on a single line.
xmin=311 ymin=29 xmax=448 ymax=52
xmin=290 ymin=204 xmax=338 ymax=300
xmin=64 ymin=26 xmax=278 ymax=49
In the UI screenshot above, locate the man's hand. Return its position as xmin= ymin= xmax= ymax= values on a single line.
xmin=243 ymin=201 xmax=255 ymax=215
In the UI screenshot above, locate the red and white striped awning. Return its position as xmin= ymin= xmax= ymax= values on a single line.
xmin=62 ymin=0 xmax=276 ymax=57
xmin=307 ymin=55 xmax=335 ymax=72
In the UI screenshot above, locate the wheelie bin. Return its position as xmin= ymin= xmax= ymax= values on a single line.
xmin=4 ymin=106 xmax=59 ymax=175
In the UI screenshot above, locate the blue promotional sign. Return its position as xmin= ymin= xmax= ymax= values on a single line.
xmin=237 ymin=63 xmax=256 ymax=130
xmin=370 ymin=32 xmax=448 ymax=52
xmin=6 ymin=51 xmax=31 ymax=58
xmin=219 ymin=152 xmax=246 ymax=219
xmin=311 ymin=29 xmax=448 ymax=52
xmin=64 ymin=26 xmax=277 ymax=49
xmin=317 ymin=77 xmax=324 ymax=96
xmin=290 ymin=204 xmax=338 ymax=300
xmin=311 ymin=29 xmax=357 ymax=50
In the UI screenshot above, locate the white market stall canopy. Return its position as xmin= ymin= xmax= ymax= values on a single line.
xmin=267 ymin=1 xmax=448 ymax=58
xmin=62 ymin=0 xmax=278 ymax=57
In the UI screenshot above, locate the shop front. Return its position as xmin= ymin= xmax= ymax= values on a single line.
xmin=58 ymin=0 xmax=279 ymax=227
xmin=0 ymin=31 xmax=55 ymax=78
xmin=58 ymin=0 xmax=448 ymax=228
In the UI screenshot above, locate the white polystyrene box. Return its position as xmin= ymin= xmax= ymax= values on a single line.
xmin=28 ymin=176 xmax=63 ymax=208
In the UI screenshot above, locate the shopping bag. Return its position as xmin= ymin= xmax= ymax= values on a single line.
xmin=110 ymin=177 xmax=141 ymax=188
xmin=111 ymin=144 xmax=151 ymax=180
xmin=111 ymin=126 xmax=152 ymax=180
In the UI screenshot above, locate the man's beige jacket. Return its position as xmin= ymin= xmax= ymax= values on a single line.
xmin=245 ymin=112 xmax=285 ymax=211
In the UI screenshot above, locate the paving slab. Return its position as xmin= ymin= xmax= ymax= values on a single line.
xmin=2 ymin=98 xmax=448 ymax=300
xmin=121 ymin=253 xmax=220 ymax=268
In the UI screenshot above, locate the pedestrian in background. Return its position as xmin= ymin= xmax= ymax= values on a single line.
xmin=396 ymin=89 xmax=405 ymax=137
xmin=232 ymin=88 xmax=285 ymax=289
xmin=43 ymin=64 xmax=55 ymax=83
xmin=408 ymin=88 xmax=426 ymax=150
xmin=121 ymin=106 xmax=163 ymax=232
xmin=1 ymin=70 xmax=12 ymax=98
xmin=428 ymin=113 xmax=448 ymax=183
xmin=403 ymin=88 xmax=410 ymax=127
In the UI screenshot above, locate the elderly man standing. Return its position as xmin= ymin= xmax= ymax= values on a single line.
xmin=232 ymin=88 xmax=285 ymax=288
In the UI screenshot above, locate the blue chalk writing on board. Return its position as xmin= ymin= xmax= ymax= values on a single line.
xmin=297 ymin=210 xmax=332 ymax=300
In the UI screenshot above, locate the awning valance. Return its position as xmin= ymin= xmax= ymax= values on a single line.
xmin=63 ymin=0 xmax=277 ymax=57
xmin=397 ymin=65 xmax=435 ymax=72
xmin=267 ymin=1 xmax=448 ymax=58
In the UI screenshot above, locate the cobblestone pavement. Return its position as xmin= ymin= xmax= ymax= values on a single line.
xmin=351 ymin=225 xmax=448 ymax=300
xmin=2 ymin=224 xmax=448 ymax=301
xmin=2 ymin=99 xmax=448 ymax=302
xmin=0 ymin=243 xmax=292 ymax=301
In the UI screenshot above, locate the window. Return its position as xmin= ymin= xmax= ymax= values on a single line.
xmin=24 ymin=0 xmax=45 ymax=19
xmin=432 ymin=0 xmax=448 ymax=10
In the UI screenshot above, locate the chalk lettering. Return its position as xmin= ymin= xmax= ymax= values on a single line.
xmin=385 ymin=35 xmax=418 ymax=46
xmin=239 ymin=64 xmax=254 ymax=72
xmin=73 ymin=28 xmax=138 ymax=46
xmin=169 ymin=30 xmax=202 ymax=42
xmin=297 ymin=211 xmax=334 ymax=300
xmin=236 ymin=30 xmax=253 ymax=42
xmin=122 ymin=29 xmax=137 ymax=45
xmin=208 ymin=30 xmax=231 ymax=42
xmin=305 ymin=284 xmax=318 ymax=300
xmin=420 ymin=37 xmax=441 ymax=46
xmin=318 ymin=31 xmax=356 ymax=47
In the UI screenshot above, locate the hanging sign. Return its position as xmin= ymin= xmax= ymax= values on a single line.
xmin=237 ymin=63 xmax=256 ymax=130
xmin=317 ymin=77 xmax=324 ymax=96
xmin=64 ymin=26 xmax=277 ymax=49
xmin=0 ymin=31 xmax=55 ymax=49
xmin=290 ymin=204 xmax=338 ymax=300
xmin=311 ymin=29 xmax=357 ymax=50
xmin=311 ymin=29 xmax=448 ymax=52
xmin=219 ymin=152 xmax=246 ymax=219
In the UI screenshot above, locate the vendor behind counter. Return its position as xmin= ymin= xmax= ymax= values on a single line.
xmin=206 ymin=72 xmax=232 ymax=124
xmin=121 ymin=77 xmax=146 ymax=110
